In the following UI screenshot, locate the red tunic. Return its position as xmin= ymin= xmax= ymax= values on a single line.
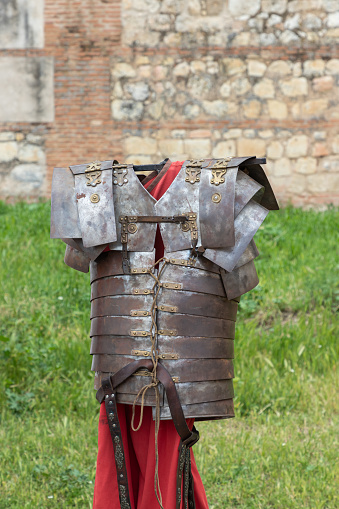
xmin=93 ymin=161 xmax=209 ymax=508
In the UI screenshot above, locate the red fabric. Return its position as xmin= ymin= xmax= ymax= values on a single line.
xmin=93 ymin=161 xmax=209 ymax=508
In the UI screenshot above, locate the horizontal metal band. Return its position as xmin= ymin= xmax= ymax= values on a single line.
xmin=91 ymin=356 xmax=234 ymax=383
xmin=158 ymin=398 xmax=235 ymax=421
xmin=157 ymin=313 xmax=236 ymax=339
xmin=90 ymin=295 xmax=153 ymax=319
xmin=90 ymin=250 xmax=155 ymax=283
xmin=90 ymin=336 xmax=234 ymax=359
xmin=158 ymin=291 xmax=238 ymax=321
xmin=165 ymin=380 xmax=234 ymax=406
xmin=90 ymin=316 xmax=151 ymax=337
xmin=160 ymin=264 xmax=226 ymax=298
xmin=91 ymin=275 xmax=154 ymax=300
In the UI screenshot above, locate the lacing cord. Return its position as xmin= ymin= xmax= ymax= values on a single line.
xmin=130 ymin=257 xmax=169 ymax=509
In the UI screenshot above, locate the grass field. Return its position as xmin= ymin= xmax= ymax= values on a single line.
xmin=0 ymin=201 xmax=338 ymax=508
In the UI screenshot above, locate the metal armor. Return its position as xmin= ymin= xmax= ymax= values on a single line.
xmin=51 ymin=157 xmax=278 ymax=421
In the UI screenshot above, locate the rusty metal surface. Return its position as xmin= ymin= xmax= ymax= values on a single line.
xmin=203 ymin=199 xmax=269 ymax=272
xmin=90 ymin=316 xmax=151 ymax=337
xmin=199 ymin=160 xmax=237 ymax=248
xmin=155 ymin=160 xmax=200 ymax=252
xmin=109 ymin=164 xmax=157 ymax=252
xmin=90 ymin=295 xmax=153 ymax=319
xmin=235 ymin=170 xmax=264 ymax=218
xmin=158 ymin=290 xmax=238 ymax=320
xmin=221 ymin=260 xmax=259 ymax=300
xmin=234 ymin=239 xmax=259 ymax=269
xmin=50 ymin=167 xmax=81 ymax=239
xmin=91 ymin=335 xmax=234 ymax=359
xmin=161 ymin=264 xmax=226 ymax=297
xmin=158 ymin=399 xmax=234 ymax=421
xmin=165 ymin=380 xmax=234 ymax=406
xmin=90 ymin=250 xmax=155 ymax=283
xmin=157 ymin=312 xmax=236 ymax=339
xmin=64 ymin=244 xmax=90 ymax=273
xmin=92 ymin=355 xmax=234 ymax=382
xmin=91 ymin=274 xmax=154 ymax=300
xmin=74 ymin=169 xmax=117 ymax=248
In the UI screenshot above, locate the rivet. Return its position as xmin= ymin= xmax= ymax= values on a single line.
xmin=90 ymin=193 xmax=100 ymax=203
xmin=175 ymin=285 xmax=179 ymax=289
xmin=171 ymin=308 xmax=175 ymax=312
xmin=143 ymin=311 xmax=147 ymax=315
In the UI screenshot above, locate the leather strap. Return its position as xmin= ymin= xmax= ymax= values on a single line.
xmin=102 ymin=377 xmax=132 ymax=509
xmin=145 ymin=158 xmax=172 ymax=193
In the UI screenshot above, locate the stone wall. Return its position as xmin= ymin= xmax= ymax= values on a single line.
xmin=0 ymin=0 xmax=338 ymax=205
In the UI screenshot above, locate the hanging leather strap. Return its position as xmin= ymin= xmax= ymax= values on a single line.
xmin=97 ymin=359 xmax=199 ymax=509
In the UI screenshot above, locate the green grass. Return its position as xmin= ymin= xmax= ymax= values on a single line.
xmin=0 ymin=201 xmax=338 ymax=508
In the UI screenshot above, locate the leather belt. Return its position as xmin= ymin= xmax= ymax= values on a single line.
xmin=97 ymin=359 xmax=199 ymax=509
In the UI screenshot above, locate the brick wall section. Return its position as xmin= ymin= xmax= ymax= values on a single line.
xmin=0 ymin=0 xmax=338 ymax=206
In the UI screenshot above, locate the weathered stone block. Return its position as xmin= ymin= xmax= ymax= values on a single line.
xmin=18 ymin=144 xmax=45 ymax=163
xmin=125 ymin=82 xmax=150 ymax=101
xmin=271 ymin=157 xmax=291 ymax=177
xmin=295 ymin=157 xmax=317 ymax=174
xmin=232 ymin=77 xmax=251 ymax=96
xmin=303 ymin=60 xmax=325 ymax=77
xmin=280 ymin=77 xmax=308 ymax=97
xmin=212 ymin=141 xmax=236 ymax=159
xmin=326 ymin=59 xmax=339 ymax=75
xmin=224 ymin=129 xmax=242 ymax=139
xmin=223 ymin=58 xmax=246 ymax=76
xmin=173 ymin=61 xmax=190 ymax=77
xmin=267 ymin=100 xmax=288 ymax=119
xmin=183 ymin=104 xmax=200 ymax=118
xmin=286 ymin=135 xmax=308 ymax=158
xmin=312 ymin=143 xmax=329 ymax=157
xmin=261 ymin=0 xmax=287 ymax=14
xmin=11 ymin=163 xmax=45 ymax=188
xmin=219 ymin=82 xmax=231 ymax=98
xmin=267 ymin=141 xmax=283 ymax=160
xmin=0 ymin=0 xmax=43 ymax=49
xmin=237 ymin=138 xmax=266 ymax=157
xmin=202 ymin=100 xmax=236 ymax=117
xmin=267 ymin=60 xmax=291 ymax=76
xmin=312 ymin=76 xmax=334 ymax=92
xmin=229 ymin=0 xmax=260 ymax=17
xmin=0 ymin=141 xmax=18 ymax=161
xmin=124 ymin=137 xmax=157 ymax=155
xmin=243 ymin=100 xmax=261 ymax=119
xmin=159 ymin=139 xmax=184 ymax=155
xmin=247 ymin=60 xmax=267 ymax=77
xmin=0 ymin=132 xmax=16 ymax=141
xmin=0 ymin=57 xmax=54 ymax=122
xmin=184 ymin=139 xmax=211 ymax=159
xmin=288 ymin=0 xmax=322 ymax=13
xmin=327 ymin=12 xmax=339 ymax=28
xmin=111 ymin=100 xmax=143 ymax=121
xmin=253 ymin=79 xmax=275 ymax=99
xmin=301 ymin=99 xmax=329 ymax=118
